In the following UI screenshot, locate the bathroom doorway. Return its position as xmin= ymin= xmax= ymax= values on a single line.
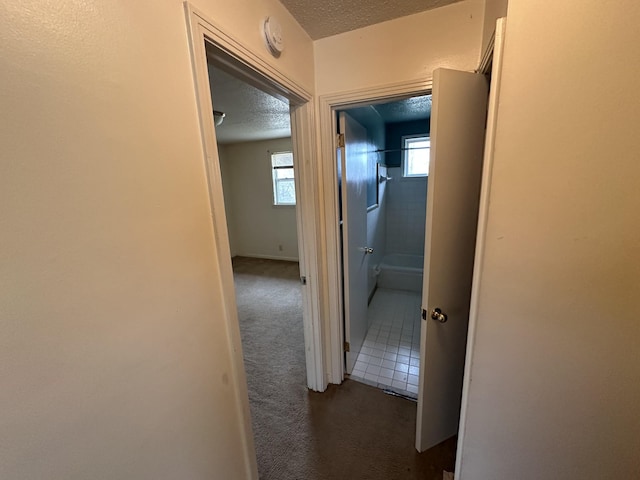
xmin=338 ymin=95 xmax=432 ymax=398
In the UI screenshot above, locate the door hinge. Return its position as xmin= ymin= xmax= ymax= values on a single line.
xmin=337 ymin=133 xmax=345 ymax=148
xmin=344 ymin=341 xmax=350 ymax=352
xmin=300 ymin=276 xmax=307 ymax=285
xmin=421 ymin=308 xmax=427 ymax=320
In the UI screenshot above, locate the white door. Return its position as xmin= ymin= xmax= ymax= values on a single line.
xmin=339 ymin=112 xmax=370 ymax=374
xmin=416 ymin=68 xmax=489 ymax=451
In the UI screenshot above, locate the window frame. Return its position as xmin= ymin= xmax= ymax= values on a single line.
xmin=270 ymin=150 xmax=296 ymax=206
xmin=401 ymin=134 xmax=431 ymax=178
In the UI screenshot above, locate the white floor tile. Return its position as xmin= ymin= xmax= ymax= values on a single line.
xmin=383 ymin=352 xmax=397 ymax=361
xmin=397 ymin=354 xmax=410 ymax=365
xmin=395 ymin=363 xmax=409 ymax=374
xmin=406 ymin=384 xmax=419 ymax=395
xmin=379 ymin=367 xmax=394 ymax=379
xmin=366 ymin=364 xmax=382 ymax=375
xmin=354 ymin=361 xmax=368 ymax=372
xmin=370 ymin=348 xmax=385 ymax=359
xmin=378 ymin=376 xmax=393 ymax=387
xmin=364 ymin=372 xmax=379 ymax=383
xmin=350 ymin=288 xmax=423 ymax=394
xmin=358 ymin=353 xmax=371 ymax=364
xmin=372 ymin=355 xmax=387 ymax=366
xmin=392 ymin=380 xmax=407 ymax=390
xmin=381 ymin=359 xmax=396 ymax=370
xmin=393 ymin=371 xmax=408 ymax=382
xmin=408 ymin=374 xmax=420 ymax=386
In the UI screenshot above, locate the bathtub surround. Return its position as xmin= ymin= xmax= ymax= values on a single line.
xmin=386 ymin=168 xmax=428 ymax=256
xmin=378 ymin=254 xmax=424 ymax=293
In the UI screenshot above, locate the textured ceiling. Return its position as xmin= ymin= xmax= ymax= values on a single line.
xmin=207 ymin=63 xmax=291 ymax=144
xmin=344 ymin=95 xmax=432 ymax=131
xmin=279 ymin=0 xmax=463 ymax=39
xmin=206 ymin=69 xmax=430 ymax=145
xmin=372 ymin=96 xmax=432 ymax=123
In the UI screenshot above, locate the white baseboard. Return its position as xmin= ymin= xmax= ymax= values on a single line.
xmin=236 ymin=253 xmax=299 ymax=262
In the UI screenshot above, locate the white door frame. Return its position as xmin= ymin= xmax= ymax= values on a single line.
xmin=184 ymin=4 xmax=324 ymax=474
xmin=455 ymin=17 xmax=506 ymax=474
xmin=317 ymin=79 xmax=433 ymax=384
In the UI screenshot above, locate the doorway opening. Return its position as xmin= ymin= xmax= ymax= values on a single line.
xmin=337 ymin=96 xmax=432 ymax=399
xmin=185 ymin=5 xmax=324 ymax=476
xmin=205 ymin=57 xmax=310 ymax=472
xmin=321 ymin=18 xmax=505 ymax=457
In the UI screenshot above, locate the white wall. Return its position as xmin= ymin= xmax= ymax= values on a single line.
xmin=0 ymin=0 xmax=313 ymax=478
xmin=458 ymin=1 xmax=640 ymax=478
xmin=481 ymin=0 xmax=508 ymax=54
xmin=313 ymin=0 xmax=484 ymax=95
xmin=219 ymin=138 xmax=299 ymax=261
xmin=217 ymin=145 xmax=238 ymax=257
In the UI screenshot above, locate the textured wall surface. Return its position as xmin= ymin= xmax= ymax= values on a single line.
xmin=0 ymin=0 xmax=313 ymax=478
xmin=458 ymin=1 xmax=640 ymax=478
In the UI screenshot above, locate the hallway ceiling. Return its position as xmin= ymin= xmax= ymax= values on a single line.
xmin=280 ymin=0 xmax=464 ymax=39
xmin=205 ymin=1 xmax=457 ymax=144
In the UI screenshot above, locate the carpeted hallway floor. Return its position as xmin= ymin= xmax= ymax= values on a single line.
xmin=232 ymin=256 xmax=456 ymax=480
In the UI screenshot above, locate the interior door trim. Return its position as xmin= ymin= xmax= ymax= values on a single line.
xmin=318 ymin=78 xmax=433 ymax=384
xmin=455 ymin=17 xmax=507 ymax=476
xmin=184 ymin=4 xmax=322 ymax=478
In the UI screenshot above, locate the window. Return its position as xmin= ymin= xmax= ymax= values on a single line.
xmin=271 ymin=151 xmax=296 ymax=205
xmin=402 ymin=135 xmax=430 ymax=177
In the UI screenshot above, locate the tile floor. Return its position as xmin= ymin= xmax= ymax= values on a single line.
xmin=350 ymin=288 xmax=422 ymax=397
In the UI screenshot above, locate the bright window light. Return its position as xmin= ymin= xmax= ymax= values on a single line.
xmin=271 ymin=151 xmax=296 ymax=205
xmin=402 ymin=136 xmax=430 ymax=177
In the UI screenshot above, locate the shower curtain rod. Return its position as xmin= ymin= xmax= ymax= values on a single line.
xmin=374 ymin=146 xmax=430 ymax=153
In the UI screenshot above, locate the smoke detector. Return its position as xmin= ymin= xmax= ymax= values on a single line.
xmin=263 ymin=16 xmax=284 ymax=57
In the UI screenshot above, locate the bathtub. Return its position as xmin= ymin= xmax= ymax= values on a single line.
xmin=376 ymin=253 xmax=424 ymax=293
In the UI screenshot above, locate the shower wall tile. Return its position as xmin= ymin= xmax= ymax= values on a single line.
xmin=385 ymin=167 xmax=427 ymax=256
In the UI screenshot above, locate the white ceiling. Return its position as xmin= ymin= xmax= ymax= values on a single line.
xmin=279 ymin=0 xmax=463 ymax=39
xmin=207 ymin=63 xmax=291 ymax=144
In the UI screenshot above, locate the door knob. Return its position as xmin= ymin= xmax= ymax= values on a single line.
xmin=430 ymin=308 xmax=448 ymax=323
xmin=359 ymin=247 xmax=374 ymax=254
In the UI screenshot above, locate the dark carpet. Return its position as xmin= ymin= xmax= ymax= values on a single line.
xmin=232 ymin=256 xmax=456 ymax=480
